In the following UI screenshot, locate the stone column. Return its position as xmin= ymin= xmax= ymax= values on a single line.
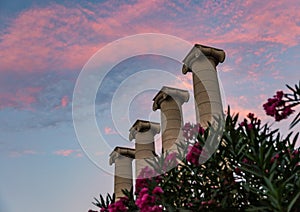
xmin=109 ymin=146 xmax=135 ymax=200
xmin=152 ymin=86 xmax=189 ymax=153
xmin=182 ymin=44 xmax=225 ymax=128
xmin=129 ymin=120 xmax=160 ymax=178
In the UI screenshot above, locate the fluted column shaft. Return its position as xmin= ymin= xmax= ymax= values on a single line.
xmin=109 ymin=147 xmax=135 ymax=200
xmin=153 ymin=86 xmax=189 ymax=153
xmin=129 ymin=120 xmax=160 ymax=178
xmin=182 ymin=44 xmax=225 ymax=128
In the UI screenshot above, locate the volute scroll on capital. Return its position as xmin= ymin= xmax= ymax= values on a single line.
xmin=109 ymin=146 xmax=135 ymax=165
xmin=129 ymin=120 xmax=160 ymax=141
xmin=152 ymin=86 xmax=190 ymax=111
xmin=182 ymin=44 xmax=226 ymax=74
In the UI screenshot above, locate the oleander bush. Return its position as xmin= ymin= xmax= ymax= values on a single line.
xmin=89 ymin=81 xmax=300 ymax=212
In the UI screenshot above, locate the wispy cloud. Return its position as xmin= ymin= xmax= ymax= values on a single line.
xmin=0 ymin=87 xmax=41 ymax=109
xmin=0 ymin=0 xmax=299 ymax=133
xmin=104 ymin=127 xmax=117 ymax=135
xmin=9 ymin=149 xmax=38 ymax=157
xmin=53 ymin=149 xmax=82 ymax=157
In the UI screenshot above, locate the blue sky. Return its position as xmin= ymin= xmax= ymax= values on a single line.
xmin=1 ymin=0 xmax=300 ymax=211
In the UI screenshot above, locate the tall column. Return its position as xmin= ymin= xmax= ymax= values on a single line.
xmin=109 ymin=147 xmax=135 ymax=200
xmin=182 ymin=44 xmax=225 ymax=128
xmin=129 ymin=120 xmax=160 ymax=178
xmin=152 ymin=86 xmax=189 ymax=153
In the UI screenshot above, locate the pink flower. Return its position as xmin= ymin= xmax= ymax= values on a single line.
xmin=263 ymin=91 xmax=294 ymax=121
xmin=187 ymin=203 xmax=193 ymax=207
xmin=135 ymin=185 xmax=163 ymax=211
xmin=183 ymin=122 xmax=191 ymax=131
xmin=247 ymin=113 xmax=255 ymax=119
xmin=186 ymin=142 xmax=202 ymax=165
xmin=137 ymin=166 xmax=157 ymax=179
xmin=152 ymin=186 xmax=164 ymax=195
xmin=136 ymin=193 xmax=155 ymax=209
xmin=247 ymin=123 xmax=253 ymax=130
xmin=270 ymin=157 xmax=275 ymax=163
xmin=140 ymin=188 xmax=149 ymax=195
xmin=276 ymin=91 xmax=284 ymax=99
xmin=105 ymin=198 xmax=128 ymax=212
xmin=207 ymin=199 xmax=215 ymax=205
xmin=198 ymin=124 xmax=205 ymax=135
xmin=235 ymin=167 xmax=241 ymax=174
xmin=183 ymin=123 xmax=205 ymax=140
xmin=150 ymin=205 xmax=163 ymax=212
xmin=136 ymin=166 xmax=158 ymax=193
xmin=242 ymin=158 xmax=249 ymax=163
xmin=135 ymin=178 xmax=148 ymax=193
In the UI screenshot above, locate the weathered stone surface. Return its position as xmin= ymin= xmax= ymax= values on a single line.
xmin=153 ymin=86 xmax=189 ymax=153
xmin=109 ymin=147 xmax=135 ymax=200
xmin=182 ymin=44 xmax=225 ymax=127
xmin=129 ymin=120 xmax=160 ymax=178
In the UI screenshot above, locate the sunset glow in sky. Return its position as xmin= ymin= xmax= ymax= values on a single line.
xmin=1 ymin=0 xmax=300 ymax=211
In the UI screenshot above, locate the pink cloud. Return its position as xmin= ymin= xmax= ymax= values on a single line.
xmin=0 ymin=1 xmax=166 ymax=74
xmin=226 ymin=94 xmax=273 ymax=124
xmin=54 ymin=149 xmax=75 ymax=156
xmin=1 ymin=0 xmax=298 ymax=76
xmin=0 ymin=0 xmax=299 ymax=114
xmin=9 ymin=149 xmax=38 ymax=157
xmin=75 ymin=153 xmax=83 ymax=158
xmin=0 ymin=87 xmax=42 ymax=109
xmin=61 ymin=96 xmax=69 ymax=108
xmin=0 ymin=4 xmax=102 ymax=73
xmin=104 ymin=127 xmax=117 ymax=135
xmin=53 ymin=149 xmax=83 ymax=157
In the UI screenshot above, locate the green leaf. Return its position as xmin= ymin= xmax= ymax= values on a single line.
xmin=100 ymin=194 xmax=105 ymax=207
xmin=263 ymin=176 xmax=280 ymax=209
xmin=92 ymin=197 xmax=101 ymax=207
xmin=286 ymin=84 xmax=296 ymax=93
xmin=245 ymin=206 xmax=270 ymax=211
xmin=239 ymin=165 xmax=263 ymax=178
xmin=287 ymin=191 xmax=300 ymax=212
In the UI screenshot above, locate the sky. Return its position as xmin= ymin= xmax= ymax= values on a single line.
xmin=0 ymin=0 xmax=300 ymax=211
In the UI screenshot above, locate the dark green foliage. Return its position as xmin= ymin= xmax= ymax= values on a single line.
xmin=92 ymin=81 xmax=300 ymax=211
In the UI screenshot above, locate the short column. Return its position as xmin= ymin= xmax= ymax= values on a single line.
xmin=153 ymin=86 xmax=189 ymax=153
xmin=129 ymin=120 xmax=160 ymax=178
xmin=109 ymin=147 xmax=135 ymax=200
xmin=182 ymin=44 xmax=225 ymax=128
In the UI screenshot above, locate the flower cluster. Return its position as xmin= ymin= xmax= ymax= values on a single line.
xmin=186 ymin=142 xmax=202 ymax=165
xmin=240 ymin=112 xmax=261 ymax=130
xmin=102 ymin=197 xmax=128 ymax=212
xmin=91 ymin=81 xmax=300 ymax=211
xmin=263 ymin=91 xmax=294 ymax=121
xmin=135 ymin=187 xmax=164 ymax=212
xmin=134 ymin=167 xmax=164 ymax=212
xmin=135 ymin=166 xmax=159 ymax=193
xmin=183 ymin=122 xmax=205 ymax=140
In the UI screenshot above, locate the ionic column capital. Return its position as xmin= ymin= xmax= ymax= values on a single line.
xmin=152 ymin=86 xmax=189 ymax=111
xmin=109 ymin=146 xmax=135 ymax=165
xmin=182 ymin=44 xmax=225 ymax=74
xmin=129 ymin=120 xmax=160 ymax=141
